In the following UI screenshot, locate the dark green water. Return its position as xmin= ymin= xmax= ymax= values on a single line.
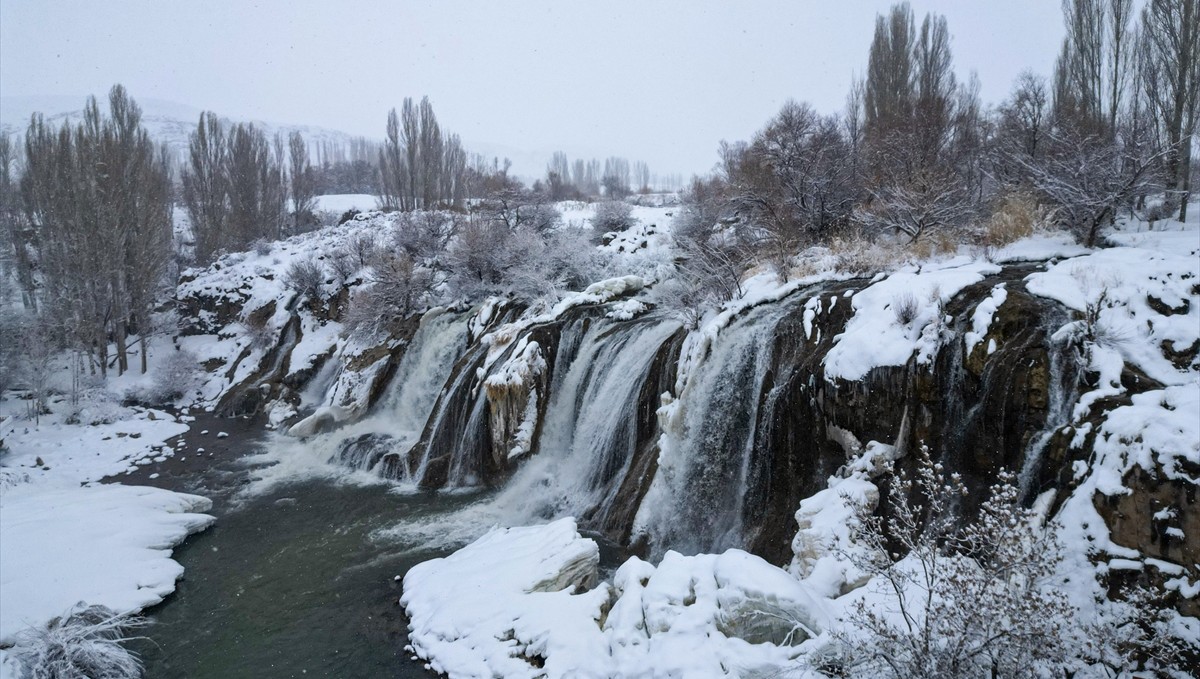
xmin=119 ymin=416 xmax=485 ymax=678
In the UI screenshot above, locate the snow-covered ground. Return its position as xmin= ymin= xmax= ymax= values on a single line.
xmin=0 ymin=394 xmax=210 ymax=678
xmin=402 ymin=518 xmax=829 ymax=678
xmin=312 ymin=193 xmax=379 ymax=215
xmin=0 ymin=484 xmax=213 ymax=643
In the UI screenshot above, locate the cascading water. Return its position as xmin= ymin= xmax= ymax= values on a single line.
xmin=484 ymin=315 xmax=683 ymax=528
xmin=636 ymin=296 xmax=801 ymax=557
xmin=1018 ymin=309 xmax=1079 ymax=496
xmin=296 ymin=270 xmax=1086 ymax=564
xmin=323 ymin=308 xmax=473 ymax=478
xmin=407 ymin=341 xmax=493 ymax=487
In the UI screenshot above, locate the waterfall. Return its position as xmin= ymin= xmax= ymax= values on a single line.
xmin=1019 ymin=310 xmax=1078 ymax=497
xmin=636 ymin=297 xmax=799 ymax=557
xmin=324 ymin=308 xmax=473 ymax=479
xmin=485 ymin=315 xmax=683 ymax=527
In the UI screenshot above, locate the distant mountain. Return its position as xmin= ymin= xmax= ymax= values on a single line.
xmin=0 ymin=95 xmax=666 ymax=185
xmin=0 ymin=95 xmax=371 ymax=161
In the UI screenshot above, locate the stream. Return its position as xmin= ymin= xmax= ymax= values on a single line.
xmin=118 ymin=415 xmax=485 ymax=678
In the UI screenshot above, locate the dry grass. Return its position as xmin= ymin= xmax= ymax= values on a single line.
xmin=983 ymin=191 xmax=1049 ymax=247
xmin=827 ymin=236 xmax=903 ymax=275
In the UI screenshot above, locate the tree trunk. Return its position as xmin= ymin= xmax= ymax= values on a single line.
xmin=140 ymin=332 xmax=149 ymax=374
xmin=115 ymin=321 xmax=128 ymax=376
xmin=1178 ymin=133 xmax=1192 ymax=222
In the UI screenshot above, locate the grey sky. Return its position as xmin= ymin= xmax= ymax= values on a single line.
xmin=1 ymin=1 xmax=1065 ymax=178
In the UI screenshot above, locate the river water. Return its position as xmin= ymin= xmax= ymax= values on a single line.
xmin=120 ymin=415 xmax=487 ymax=678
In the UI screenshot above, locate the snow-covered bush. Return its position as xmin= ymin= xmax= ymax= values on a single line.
xmin=835 ymin=455 xmax=1071 ymax=677
xmin=64 ymin=380 xmax=122 ymax=426
xmin=669 ymin=234 xmax=748 ymax=313
xmin=830 ymin=447 xmax=1188 ymax=678
xmin=393 ymin=210 xmax=460 ymax=261
xmin=283 ymin=258 xmax=324 ymax=298
xmin=592 ymin=200 xmax=635 ymax=236
xmin=126 ymin=349 xmax=200 ymax=406
xmin=6 ymin=314 xmax=58 ymax=421
xmin=444 ymin=214 xmax=602 ymax=303
xmin=8 ymin=605 xmax=146 ymax=679
xmin=346 ymin=250 xmax=436 ymax=335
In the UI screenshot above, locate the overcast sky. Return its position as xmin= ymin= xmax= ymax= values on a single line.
xmin=1 ymin=1 xmax=1065 ymax=178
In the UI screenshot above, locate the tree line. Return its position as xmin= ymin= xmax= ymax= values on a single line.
xmin=2 ymin=86 xmax=172 ymax=377
xmin=676 ymin=0 xmax=1198 ymax=297
xmin=541 ymin=151 xmax=682 ymax=200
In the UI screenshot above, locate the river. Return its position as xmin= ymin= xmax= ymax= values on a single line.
xmin=118 ymin=414 xmax=484 ymax=678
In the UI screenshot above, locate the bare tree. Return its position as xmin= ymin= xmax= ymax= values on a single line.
xmin=21 ymin=85 xmax=173 ymax=375
xmin=997 ymin=71 xmax=1050 ymax=161
xmin=1017 ymin=129 xmax=1167 ymax=245
xmin=0 ymin=134 xmax=36 ymax=311
xmin=182 ymin=112 xmax=230 ymax=263
xmin=379 ymin=107 xmax=409 ymax=211
xmin=376 ymin=97 xmax=466 ymax=211
xmin=288 ymin=130 xmax=318 ymax=232
xmin=1139 ymin=0 xmax=1200 ymax=220
xmin=859 ymin=170 xmax=972 ymax=243
xmin=865 ymin=2 xmax=917 ymax=153
xmin=913 ymin=11 xmax=956 ymax=168
xmin=602 ymin=157 xmax=631 ymax=198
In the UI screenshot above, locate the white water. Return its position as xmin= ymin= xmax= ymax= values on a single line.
xmin=1019 ymin=314 xmax=1076 ymax=496
xmin=496 ymin=316 xmax=681 ymax=524
xmin=635 ymin=299 xmax=795 ymax=557
xmin=301 ymin=308 xmax=473 ymax=479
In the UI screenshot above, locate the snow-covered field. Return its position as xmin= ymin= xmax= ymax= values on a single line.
xmin=312 ymin=193 xmax=379 ymax=215
xmin=0 ymin=395 xmax=211 ymax=677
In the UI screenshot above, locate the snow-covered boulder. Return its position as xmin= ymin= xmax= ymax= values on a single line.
xmin=401 ymin=518 xmax=832 ymax=678
xmin=401 ymin=518 xmax=608 ymax=678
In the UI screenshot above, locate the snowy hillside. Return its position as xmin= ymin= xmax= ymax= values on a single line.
xmin=0 ymin=94 xmax=369 ymax=158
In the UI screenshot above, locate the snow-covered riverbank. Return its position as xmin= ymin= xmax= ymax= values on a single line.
xmin=0 ymin=397 xmax=213 ymax=678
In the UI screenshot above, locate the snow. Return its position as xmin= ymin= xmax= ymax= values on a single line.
xmin=0 ymin=400 xmax=187 ymax=485
xmin=401 ymin=518 xmax=609 ymax=678
xmin=402 ymin=517 xmax=831 ymax=679
xmin=964 ymin=284 xmax=1008 ymax=357
xmin=1025 ymin=240 xmax=1200 ymax=386
xmin=989 ymin=231 xmax=1089 ymax=263
xmin=1088 ymin=384 xmax=1200 ymax=488
xmin=312 ymin=193 xmax=379 ymax=214
xmin=0 ymin=390 xmax=211 ymax=677
xmin=0 ymin=484 xmax=213 ymax=645
xmin=823 ymin=258 xmax=1001 ymax=382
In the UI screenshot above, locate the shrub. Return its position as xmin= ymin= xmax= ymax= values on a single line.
xmin=828 ymin=236 xmax=899 ymax=276
xmin=64 ymin=382 xmax=122 ymax=426
xmin=592 ymin=200 xmax=635 ymax=235
xmin=127 ymin=349 xmax=199 ymax=406
xmin=830 ymin=447 xmax=1191 ymax=678
xmin=9 ymin=605 xmax=146 ymax=679
xmin=983 ymin=191 xmax=1047 ymax=246
xmin=283 ymin=258 xmax=325 ymax=298
xmin=892 ymin=292 xmax=919 ymax=325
